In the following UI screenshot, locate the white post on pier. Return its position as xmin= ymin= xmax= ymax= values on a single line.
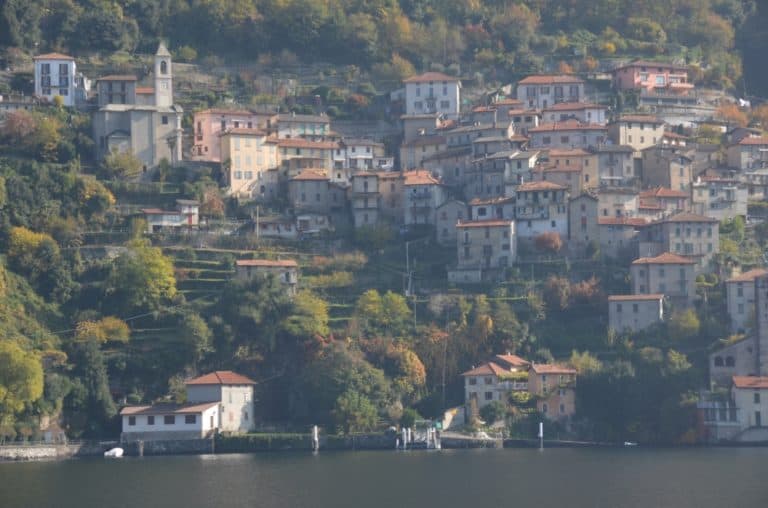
xmin=538 ymin=422 xmax=544 ymax=450
xmin=312 ymin=425 xmax=319 ymax=452
xmin=401 ymin=428 xmax=408 ymax=450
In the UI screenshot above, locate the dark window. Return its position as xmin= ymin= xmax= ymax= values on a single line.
xmin=714 ymin=356 xmax=724 ymax=367
xmin=469 ymin=378 xmax=477 ymax=385
xmin=164 ymin=415 xmax=175 ymax=425
xmin=162 ymin=116 xmax=168 ymax=125
xmin=726 ymin=356 xmax=735 ymax=367
xmin=185 ymin=414 xmax=197 ymax=424
xmin=147 ymin=415 xmax=155 ymax=425
xmin=484 ymin=392 xmax=493 ymax=401
xmin=128 ymin=416 xmax=136 ymax=426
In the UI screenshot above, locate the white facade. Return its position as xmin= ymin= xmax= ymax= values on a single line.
xmin=528 ymin=122 xmax=608 ymax=150
xmin=121 ymin=403 xmax=219 ymax=441
xmin=33 ymin=53 xmax=77 ymax=107
xmin=514 ymin=181 xmax=569 ymax=241
xmin=403 ymin=72 xmax=461 ymax=119
xmin=516 ymin=76 xmax=585 ymax=110
xmin=187 ymin=383 xmax=255 ymax=433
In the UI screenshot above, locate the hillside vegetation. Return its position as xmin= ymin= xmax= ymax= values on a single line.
xmin=0 ymin=0 xmax=760 ymax=91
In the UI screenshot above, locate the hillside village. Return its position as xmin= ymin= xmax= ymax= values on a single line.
xmin=3 ymin=38 xmax=768 ymax=445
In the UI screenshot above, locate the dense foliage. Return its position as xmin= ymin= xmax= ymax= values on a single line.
xmin=0 ymin=0 xmax=760 ymax=90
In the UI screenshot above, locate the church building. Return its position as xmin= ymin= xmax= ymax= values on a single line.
xmin=92 ymin=42 xmax=183 ymax=169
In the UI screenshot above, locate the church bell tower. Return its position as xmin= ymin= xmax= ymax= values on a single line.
xmin=154 ymin=41 xmax=173 ymax=108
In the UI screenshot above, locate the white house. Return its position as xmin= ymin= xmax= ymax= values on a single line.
xmin=516 ymin=75 xmax=585 ymax=109
xmin=33 ymin=53 xmax=78 ymax=107
xmin=514 ymin=181 xmax=569 ymax=241
xmin=403 ymin=72 xmax=461 ymax=119
xmin=120 ymin=370 xmax=256 ymax=441
xmin=141 ymin=199 xmax=199 ymax=233
xmin=235 ymin=259 xmax=299 ymax=296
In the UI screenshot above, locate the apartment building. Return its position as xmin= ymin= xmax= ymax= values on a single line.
xmin=220 ymin=128 xmax=279 ymax=198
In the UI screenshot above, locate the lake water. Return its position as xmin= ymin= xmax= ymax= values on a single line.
xmin=1 ymin=448 xmax=767 ymax=508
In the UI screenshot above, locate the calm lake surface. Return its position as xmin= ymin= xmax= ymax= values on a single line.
xmin=1 ymin=448 xmax=767 ymax=508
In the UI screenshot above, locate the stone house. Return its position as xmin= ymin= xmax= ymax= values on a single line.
xmin=607 ymin=115 xmax=665 ymax=152
xmin=403 ymin=72 xmax=461 ymax=119
xmin=639 ymin=212 xmax=719 ymax=272
xmin=235 ymin=259 xmax=298 ymax=296
xmin=690 ymin=176 xmax=747 ymax=222
xmin=276 ymin=112 xmax=330 ymax=140
xmin=450 ymin=219 xmax=516 ymax=283
xmin=400 ymin=135 xmax=447 ymax=170
xmin=288 ymin=170 xmax=332 ymax=214
xmin=592 ymin=145 xmax=637 ymax=189
xmin=514 ymin=181 xmax=569 ymax=241
xmin=630 ymin=252 xmax=696 ymax=307
xmin=542 ymin=102 xmax=607 ymax=125
xmin=403 ymin=170 xmax=447 ymax=226
xmin=568 ymin=193 xmax=599 ymax=251
xmin=597 ymin=217 xmax=647 ymax=259
xmin=597 ymin=187 xmax=639 ymax=218
xmin=436 ymin=200 xmax=468 ymax=247
xmin=608 ymin=294 xmax=665 ymax=334
xmin=528 ymin=121 xmax=607 ymax=150
xmin=516 ymin=75 xmax=585 ymax=109
xmin=641 ymin=145 xmax=694 ymax=192
xmin=349 ymin=172 xmax=380 ymax=228
xmin=726 ymin=136 xmax=768 ymax=171
xmin=726 ymin=269 xmax=768 ymax=334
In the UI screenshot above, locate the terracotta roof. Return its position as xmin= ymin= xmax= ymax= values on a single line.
xmin=733 ymin=376 xmax=768 ymax=389
xmin=98 ymin=75 xmax=138 ymax=81
xmin=615 ymin=115 xmax=664 ymax=125
xmin=403 ymin=72 xmax=460 ymax=83
xmin=456 ymin=219 xmax=513 ymax=228
xmin=663 ymin=131 xmax=689 ymax=140
xmin=544 ymin=102 xmax=605 ymax=112
xmin=737 ymin=136 xmax=768 ymax=146
xmin=528 ymin=121 xmax=606 ymax=133
xmin=632 ymin=252 xmax=696 ymax=265
xmin=508 ymin=109 xmax=541 ymax=116
xmin=598 ymin=217 xmax=648 ymax=226
xmin=278 ymin=138 xmax=338 ymax=149
xmin=120 ymin=401 xmax=219 ymax=416
xmin=612 ymin=60 xmax=688 ymax=72
xmin=403 ymin=170 xmax=440 ymax=186
xmin=530 ymin=363 xmax=577 ymax=374
xmin=517 ymin=181 xmax=567 ymax=192
xmin=198 ymin=108 xmax=272 ymax=116
xmin=378 ymin=172 xmax=401 ymax=179
xmin=472 ymin=106 xmax=497 ymax=112
xmin=661 ymin=212 xmax=718 ymax=223
xmin=291 ymin=169 xmax=329 ymax=181
xmin=640 ymin=187 xmax=688 ymax=199
xmin=494 ymin=98 xmax=523 ymax=106
xmin=186 ymin=371 xmax=256 ymax=385
xmin=494 ymin=354 xmax=530 ymax=367
xmin=141 ymin=208 xmax=169 ymax=215
xmin=469 ymin=196 xmax=514 ymax=206
xmin=135 ymin=87 xmax=155 ymax=94
xmin=518 ymin=75 xmax=584 ymax=85
xmin=34 ymin=52 xmax=74 ymax=60
xmin=546 ymin=148 xmax=591 ymax=157
xmin=638 ymin=200 xmax=664 ymax=210
xmin=223 ymin=128 xmax=268 ymax=136
xmin=461 ymin=362 xmax=507 ymax=377
xmin=727 ymin=268 xmax=768 ymax=283
xmin=608 ymin=294 xmax=664 ymax=301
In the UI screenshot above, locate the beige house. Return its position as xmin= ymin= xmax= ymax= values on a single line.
xmin=608 ymin=294 xmax=664 ymax=334
xmin=402 ymin=113 xmax=442 ymax=142
xmin=288 ymin=170 xmax=332 ymax=214
xmin=507 ymin=108 xmax=541 ymax=134
xmin=638 ymin=187 xmax=688 ymax=216
xmin=597 ymin=187 xmax=639 ymax=219
xmin=450 ymin=219 xmax=516 ymax=283
xmin=641 ymin=145 xmax=694 ymax=191
xmin=436 ymin=200 xmax=468 ymax=247
xmin=516 ymin=75 xmax=585 ymax=109
xmin=726 ymin=269 xmax=768 ymax=334
xmin=514 ymin=181 xmax=569 ymax=241
xmin=528 ymin=121 xmax=607 ymax=150
xmin=235 ymin=259 xmax=298 ymax=296
xmin=92 ymin=43 xmax=183 ymax=168
xmin=542 ymin=147 xmax=598 ymax=191
xmin=598 ymin=217 xmax=647 ymax=259
xmin=220 ymin=128 xmax=279 ymax=198
xmin=403 ymin=170 xmax=447 ymax=226
xmin=461 ymin=354 xmax=531 ymax=411
xmin=185 ymin=371 xmax=256 ymax=433
xmin=400 ymin=135 xmax=447 ymax=169
xmin=631 ymin=252 xmax=696 ymax=306
xmin=350 ymin=172 xmax=380 ymax=228
xmin=422 ymin=147 xmax=472 ymax=188
xmin=607 ymin=115 xmax=665 ymax=151
xmin=568 ymin=193 xmax=599 ymax=250
xmin=592 ymin=145 xmax=637 ymax=189
xmin=278 ymin=138 xmax=337 ymax=176
xmin=726 ymin=136 xmax=768 ymax=171
xmin=192 ymin=109 xmax=277 ymax=161
xmin=639 ymin=212 xmax=719 ymax=271
xmin=470 ymin=196 xmax=515 ymax=221
xmin=528 ymin=364 xmax=577 ymax=422
xmin=378 ymin=172 xmax=404 ymax=222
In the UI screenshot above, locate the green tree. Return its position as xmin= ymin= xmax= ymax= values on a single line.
xmin=105 ymin=241 xmax=177 ymax=313
xmin=332 ymin=390 xmax=378 ymax=434
xmin=0 ymin=341 xmax=44 ymax=430
xmin=283 ymin=290 xmax=330 ymax=338
xmin=668 ymin=309 xmax=701 ymax=342
xmin=102 ymin=150 xmax=143 ymax=180
xmin=479 ymin=400 xmax=507 ymax=425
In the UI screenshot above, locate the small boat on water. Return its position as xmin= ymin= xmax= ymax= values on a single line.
xmin=104 ymin=447 xmax=124 ymax=458
xmin=623 ymin=441 xmax=638 ymax=447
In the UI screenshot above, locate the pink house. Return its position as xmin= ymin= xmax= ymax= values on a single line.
xmin=612 ymin=60 xmax=693 ymax=94
xmin=192 ymin=109 xmax=277 ymax=162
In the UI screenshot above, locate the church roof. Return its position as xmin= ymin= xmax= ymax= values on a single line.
xmin=156 ymin=41 xmax=171 ymax=57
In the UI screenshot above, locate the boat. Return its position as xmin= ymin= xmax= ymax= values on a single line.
xmin=104 ymin=447 xmax=124 ymax=458
xmin=623 ymin=441 xmax=638 ymax=447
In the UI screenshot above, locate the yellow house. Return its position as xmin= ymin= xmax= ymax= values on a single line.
xmin=220 ymin=128 xmax=279 ymax=198
xmin=528 ymin=363 xmax=577 ymax=421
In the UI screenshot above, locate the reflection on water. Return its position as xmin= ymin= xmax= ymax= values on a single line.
xmin=1 ymin=448 xmax=767 ymax=508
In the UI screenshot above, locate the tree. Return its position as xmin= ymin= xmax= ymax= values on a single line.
xmin=176 ymin=311 xmax=213 ymax=365
xmin=0 ymin=341 xmax=44 ymax=430
xmin=282 ymin=290 xmax=330 ymax=338
xmin=75 ymin=317 xmax=130 ymax=344
xmin=543 ymin=275 xmax=570 ymax=311
xmin=715 ymin=103 xmax=749 ymax=127
xmin=400 ymin=407 xmax=419 ymax=428
xmin=105 ymin=241 xmax=177 ymax=313
xmin=534 ymin=232 xmax=563 ymax=254
xmin=333 ymin=390 xmax=378 ymax=434
xmin=668 ymin=309 xmax=701 ymax=341
xmin=569 ymin=350 xmax=602 ymax=375
xmin=479 ymin=400 xmax=507 ymax=425
xmin=102 ymin=150 xmax=143 ymax=180
xmin=67 ymin=340 xmax=116 ymax=436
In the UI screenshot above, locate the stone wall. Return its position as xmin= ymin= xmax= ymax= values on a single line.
xmin=0 ymin=441 xmax=113 ymax=461
xmin=123 ymin=438 xmax=214 ymax=456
